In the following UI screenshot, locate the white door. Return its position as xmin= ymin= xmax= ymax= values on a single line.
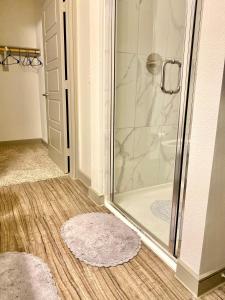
xmin=42 ymin=0 xmax=69 ymax=173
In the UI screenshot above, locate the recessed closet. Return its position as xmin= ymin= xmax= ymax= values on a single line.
xmin=0 ymin=0 xmax=70 ymax=186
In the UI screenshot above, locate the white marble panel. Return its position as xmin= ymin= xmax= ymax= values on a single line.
xmin=115 ymin=53 xmax=138 ymax=128
xmin=113 ymin=0 xmax=187 ymax=194
xmin=133 ymin=126 xmax=161 ymax=189
xmin=138 ymin=0 xmax=154 ymax=55
xmin=160 ymin=93 xmax=180 ymax=126
xmin=116 ymin=0 xmax=140 ymax=53
xmin=166 ymin=0 xmax=186 ymax=59
xmin=114 ymin=128 xmax=135 ymax=193
xmin=152 ymin=0 xmax=170 ymax=58
xmin=135 ymin=55 xmax=163 ymax=127
xmin=158 ymin=125 xmax=178 ymax=184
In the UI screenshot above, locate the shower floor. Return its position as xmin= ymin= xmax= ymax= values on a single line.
xmin=114 ymin=184 xmax=173 ymax=246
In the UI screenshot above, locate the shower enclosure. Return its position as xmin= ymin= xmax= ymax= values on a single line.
xmin=110 ymin=0 xmax=197 ymax=256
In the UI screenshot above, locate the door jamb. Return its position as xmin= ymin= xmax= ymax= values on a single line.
xmin=63 ymin=0 xmax=79 ymax=179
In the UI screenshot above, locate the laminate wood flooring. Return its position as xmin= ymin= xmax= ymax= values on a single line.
xmin=0 ymin=177 xmax=224 ymax=299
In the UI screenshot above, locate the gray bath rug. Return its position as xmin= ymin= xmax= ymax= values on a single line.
xmin=0 ymin=252 xmax=59 ymax=300
xmin=61 ymin=212 xmax=141 ymax=267
xmin=151 ymin=200 xmax=172 ymax=223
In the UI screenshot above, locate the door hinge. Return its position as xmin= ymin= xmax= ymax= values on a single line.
xmin=66 ymin=148 xmax=70 ymax=156
xmin=64 ymin=80 xmax=69 ymax=89
xmin=62 ymin=0 xmax=66 ymax=12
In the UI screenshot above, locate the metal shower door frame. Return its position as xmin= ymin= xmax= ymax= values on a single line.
xmin=109 ymin=0 xmax=202 ymax=257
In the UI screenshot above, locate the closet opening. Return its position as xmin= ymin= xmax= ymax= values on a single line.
xmin=0 ymin=0 xmax=72 ymax=187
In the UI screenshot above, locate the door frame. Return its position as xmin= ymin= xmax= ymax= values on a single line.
xmin=106 ymin=0 xmax=202 ymax=257
xmin=41 ymin=0 xmax=78 ymax=177
xmin=42 ymin=0 xmax=69 ymax=173
xmin=58 ymin=0 xmax=79 ymax=179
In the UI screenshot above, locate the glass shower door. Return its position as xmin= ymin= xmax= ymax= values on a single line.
xmin=112 ymin=0 xmax=187 ymax=250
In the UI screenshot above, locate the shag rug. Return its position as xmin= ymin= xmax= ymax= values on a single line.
xmin=0 ymin=252 xmax=58 ymax=300
xmin=151 ymin=200 xmax=172 ymax=223
xmin=61 ymin=212 xmax=141 ymax=267
xmin=0 ymin=142 xmax=63 ymax=187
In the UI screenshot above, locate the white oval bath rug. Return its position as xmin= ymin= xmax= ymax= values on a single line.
xmin=61 ymin=212 xmax=141 ymax=267
xmin=0 ymin=252 xmax=59 ymax=300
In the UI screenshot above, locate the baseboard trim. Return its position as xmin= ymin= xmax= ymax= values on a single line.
xmin=76 ymin=170 xmax=104 ymax=206
xmin=199 ymin=269 xmax=225 ymax=297
xmin=176 ymin=260 xmax=225 ymax=297
xmin=77 ymin=169 xmax=91 ymax=188
xmin=176 ymin=260 xmax=199 ymax=296
xmin=0 ymin=138 xmax=42 ymax=145
xmin=88 ymin=187 xmax=104 ymax=206
xmin=41 ymin=139 xmax=48 ymax=147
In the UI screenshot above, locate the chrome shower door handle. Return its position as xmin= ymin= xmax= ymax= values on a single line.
xmin=161 ymin=59 xmax=182 ymax=95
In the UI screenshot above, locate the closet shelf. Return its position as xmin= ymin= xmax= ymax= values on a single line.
xmin=0 ymin=46 xmax=41 ymax=57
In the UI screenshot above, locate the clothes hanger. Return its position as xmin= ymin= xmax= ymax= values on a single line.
xmin=1 ymin=50 xmax=20 ymax=65
xmin=30 ymin=50 xmax=43 ymax=67
xmin=21 ymin=51 xmax=32 ymax=66
xmin=18 ymin=49 xmax=22 ymax=65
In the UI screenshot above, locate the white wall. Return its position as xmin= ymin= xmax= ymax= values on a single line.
xmin=76 ymin=0 xmax=91 ymax=179
xmin=179 ymin=0 xmax=225 ymax=276
xmin=0 ymin=0 xmax=43 ymax=142
xmin=200 ymin=68 xmax=225 ymax=275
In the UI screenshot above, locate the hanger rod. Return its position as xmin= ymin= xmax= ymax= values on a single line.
xmin=0 ymin=46 xmax=41 ymax=56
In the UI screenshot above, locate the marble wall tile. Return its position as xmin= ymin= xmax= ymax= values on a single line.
xmin=133 ymin=126 xmax=161 ymax=189
xmin=160 ymin=93 xmax=180 ymax=126
xmin=114 ymin=128 xmax=135 ymax=193
xmin=138 ymin=0 xmax=154 ymax=55
xmin=165 ymin=0 xmax=186 ymax=59
xmin=158 ymin=125 xmax=178 ymax=184
xmin=115 ymin=53 xmax=138 ymax=128
xmin=135 ymin=55 xmax=163 ymax=127
xmin=133 ymin=126 xmax=160 ymax=158
xmin=133 ymin=155 xmax=159 ymax=189
xmin=114 ymin=0 xmax=187 ymax=193
xmin=116 ymin=0 xmax=140 ymax=53
xmin=151 ymin=0 xmax=170 ymax=58
xmin=152 ymin=0 xmax=185 ymax=60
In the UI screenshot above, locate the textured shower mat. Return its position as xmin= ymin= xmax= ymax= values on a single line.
xmin=151 ymin=200 xmax=172 ymax=223
xmin=61 ymin=212 xmax=141 ymax=267
xmin=0 ymin=252 xmax=58 ymax=300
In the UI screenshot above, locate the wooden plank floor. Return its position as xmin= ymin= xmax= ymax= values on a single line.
xmin=0 ymin=176 xmax=224 ymax=300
